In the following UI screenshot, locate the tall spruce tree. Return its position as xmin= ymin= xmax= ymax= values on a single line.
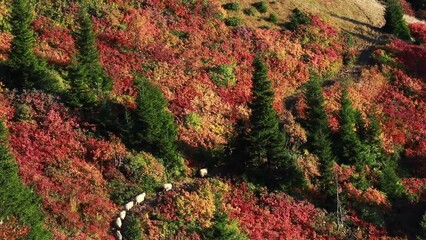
xmin=338 ymin=89 xmax=364 ymax=164
xmin=0 ymin=120 xmax=51 ymax=239
xmin=304 ymin=74 xmax=336 ymax=196
xmin=364 ymin=115 xmax=406 ymax=199
xmin=67 ymin=3 xmax=112 ymax=108
xmin=338 ymin=89 xmax=371 ymax=189
xmin=132 ymin=77 xmax=185 ymax=178
xmin=7 ymin=0 xmax=45 ymax=89
xmin=245 ymin=56 xmax=304 ymax=189
xmin=383 ymin=0 xmax=411 ymax=40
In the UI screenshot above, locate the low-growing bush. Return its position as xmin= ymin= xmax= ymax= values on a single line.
xmin=243 ymin=7 xmax=256 ymax=16
xmin=124 ymin=152 xmax=167 ymax=192
xmin=122 ymin=212 xmax=142 ymax=240
xmin=209 ymin=64 xmax=237 ymax=87
xmin=225 ymin=17 xmax=243 ymax=27
xmin=222 ymin=2 xmax=240 ymax=11
xmin=171 ymin=30 xmax=190 ymax=40
xmin=185 ymin=112 xmax=202 ymax=130
xmin=108 ymin=179 xmax=145 ymax=205
xmin=267 ymin=13 xmax=278 ymax=23
xmin=286 ymin=8 xmax=310 ymax=31
xmin=252 ymin=1 xmax=268 ymax=13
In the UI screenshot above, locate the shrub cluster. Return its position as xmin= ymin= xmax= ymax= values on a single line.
xmin=252 ymin=1 xmax=268 ymax=13
xmin=225 ymin=17 xmax=243 ymax=27
xmin=209 ymin=64 xmax=237 ymax=87
xmin=222 ymin=2 xmax=240 ymax=11
xmin=286 ymin=8 xmax=310 ymax=31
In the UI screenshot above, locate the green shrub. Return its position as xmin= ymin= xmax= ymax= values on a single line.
xmin=172 ymin=30 xmax=190 ymax=40
xmin=222 ymin=2 xmax=240 ymax=11
xmin=267 ymin=13 xmax=278 ymax=23
xmin=124 ymin=152 xmax=167 ymax=192
xmin=185 ymin=112 xmax=202 ymax=130
xmin=108 ymin=179 xmax=144 ymax=205
xmin=252 ymin=1 xmax=268 ymax=13
xmin=285 ymin=8 xmax=310 ymax=31
xmin=224 ymin=17 xmax=242 ymax=26
xmin=209 ymin=64 xmax=237 ymax=87
xmin=14 ymin=103 xmax=33 ymax=121
xmin=122 ymin=212 xmax=142 ymax=240
xmin=243 ymin=7 xmax=257 ymax=16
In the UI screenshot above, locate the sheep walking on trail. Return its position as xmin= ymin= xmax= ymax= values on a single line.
xmin=199 ymin=168 xmax=208 ymax=177
xmin=115 ymin=217 xmax=122 ymax=228
xmin=125 ymin=201 xmax=134 ymax=211
xmin=164 ymin=183 xmax=172 ymax=191
xmin=119 ymin=210 xmax=126 ymax=220
xmin=116 ymin=230 xmax=123 ymax=240
xmin=136 ymin=193 xmax=146 ymax=204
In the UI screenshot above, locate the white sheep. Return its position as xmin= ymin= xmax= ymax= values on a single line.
xmin=125 ymin=201 xmax=134 ymax=211
xmin=164 ymin=183 xmax=172 ymax=191
xmin=199 ymin=168 xmax=208 ymax=177
xmin=135 ymin=193 xmax=146 ymax=204
xmin=119 ymin=210 xmax=126 ymax=220
xmin=115 ymin=217 xmax=122 ymax=228
xmin=116 ymin=230 xmax=123 ymax=240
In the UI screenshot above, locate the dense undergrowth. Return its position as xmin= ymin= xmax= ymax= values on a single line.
xmin=0 ymin=0 xmax=425 ymax=239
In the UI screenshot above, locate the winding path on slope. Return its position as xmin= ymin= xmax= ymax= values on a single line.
xmin=110 ymin=177 xmax=205 ymax=240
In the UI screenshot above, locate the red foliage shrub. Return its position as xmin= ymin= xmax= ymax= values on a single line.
xmin=224 ymin=183 xmax=334 ymax=239
xmin=388 ymin=39 xmax=426 ymax=80
xmin=409 ymin=22 xmax=426 ymax=43
xmin=0 ymin=217 xmax=30 ymax=240
xmin=0 ymin=32 xmax=12 ymax=61
xmin=402 ymin=178 xmax=426 ymax=196
xmin=5 ymin=91 xmax=119 ymax=239
xmin=377 ymin=70 xmax=425 ymax=157
xmin=88 ymin=0 xmax=347 ymax=148
xmin=32 ymin=16 xmax=75 ymax=65
xmin=399 ymin=0 xmax=416 ymax=16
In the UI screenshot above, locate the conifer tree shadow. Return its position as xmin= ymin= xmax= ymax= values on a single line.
xmin=328 ymin=12 xmax=383 ymax=32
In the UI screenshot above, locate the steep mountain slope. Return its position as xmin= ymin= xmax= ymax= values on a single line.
xmin=0 ymin=0 xmax=425 ymax=239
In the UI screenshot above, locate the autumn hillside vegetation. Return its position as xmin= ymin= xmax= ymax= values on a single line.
xmin=0 ymin=0 xmax=425 ymax=239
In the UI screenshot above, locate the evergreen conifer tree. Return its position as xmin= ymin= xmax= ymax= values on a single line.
xmin=338 ymin=89 xmax=372 ymax=189
xmin=383 ymin=0 xmax=412 ymax=40
xmin=304 ymin=74 xmax=336 ymax=196
xmin=7 ymin=0 xmax=45 ymax=89
xmin=379 ymin=155 xmax=406 ymax=199
xmin=245 ymin=56 xmax=304 ymax=189
xmin=204 ymin=213 xmax=248 ymax=240
xmin=0 ymin=120 xmax=51 ymax=239
xmin=67 ymin=3 xmax=112 ymax=108
xmin=338 ymin=89 xmax=363 ymax=164
xmin=132 ymin=77 xmax=185 ymax=178
xmin=363 ymin=115 xmax=406 ymax=199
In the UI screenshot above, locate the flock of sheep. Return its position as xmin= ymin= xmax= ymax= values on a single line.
xmin=113 ymin=168 xmax=208 ymax=240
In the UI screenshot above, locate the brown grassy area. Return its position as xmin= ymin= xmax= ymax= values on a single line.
xmin=217 ymin=0 xmax=386 ymax=43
